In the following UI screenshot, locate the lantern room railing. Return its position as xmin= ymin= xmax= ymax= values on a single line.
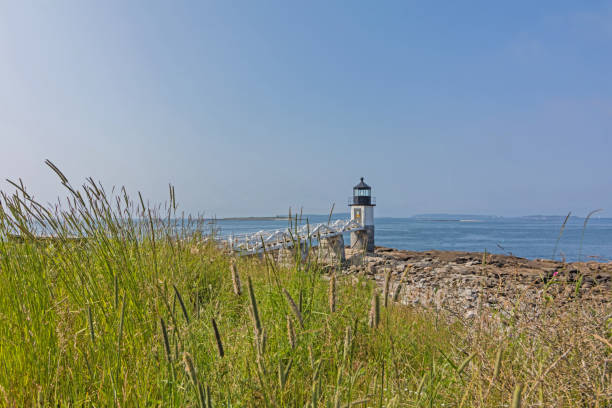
xmin=348 ymin=196 xmax=376 ymax=206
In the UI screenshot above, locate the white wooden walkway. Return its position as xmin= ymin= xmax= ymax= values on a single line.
xmin=222 ymin=219 xmax=363 ymax=254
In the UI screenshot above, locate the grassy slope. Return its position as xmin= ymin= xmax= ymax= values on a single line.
xmin=0 ymin=174 xmax=609 ymax=407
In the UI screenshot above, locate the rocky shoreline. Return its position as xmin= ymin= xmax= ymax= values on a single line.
xmin=338 ymin=246 xmax=611 ymax=319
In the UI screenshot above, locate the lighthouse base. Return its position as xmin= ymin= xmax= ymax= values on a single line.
xmin=318 ymin=234 xmax=345 ymax=264
xmin=350 ymin=226 xmax=375 ymax=253
xmin=276 ymin=242 xmax=308 ymax=266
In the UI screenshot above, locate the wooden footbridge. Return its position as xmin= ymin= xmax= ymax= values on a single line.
xmin=221 ymin=218 xmax=364 ymax=255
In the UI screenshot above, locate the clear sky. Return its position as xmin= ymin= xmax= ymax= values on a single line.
xmin=1 ymin=1 xmax=611 ymax=217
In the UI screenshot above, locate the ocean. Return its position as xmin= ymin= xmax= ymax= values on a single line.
xmin=211 ymin=214 xmax=612 ymax=262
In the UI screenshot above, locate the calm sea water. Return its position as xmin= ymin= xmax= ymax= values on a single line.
xmin=211 ymin=214 xmax=612 ymax=262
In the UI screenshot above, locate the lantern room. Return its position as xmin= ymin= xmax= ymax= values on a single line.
xmin=350 ymin=177 xmax=375 ymax=206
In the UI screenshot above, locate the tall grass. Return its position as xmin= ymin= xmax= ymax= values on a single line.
xmin=0 ymin=166 xmax=609 ymax=406
xmin=552 ymin=211 xmax=571 ymax=260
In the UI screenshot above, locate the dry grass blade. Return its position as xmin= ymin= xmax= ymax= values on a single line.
xmin=511 ymin=383 xmax=523 ymax=408
xmin=298 ymin=289 xmax=303 ymax=314
xmin=117 ymin=294 xmax=126 ymax=370
xmin=278 ymin=358 xmax=293 ymax=390
xmin=329 ymin=273 xmax=337 ymax=313
xmin=368 ymin=293 xmax=380 ymax=329
xmin=202 ymin=383 xmax=211 ymax=408
xmin=416 ymin=373 xmax=426 ymax=399
xmin=327 ymin=203 xmax=335 ymax=226
xmin=579 ymin=208 xmax=603 ymax=261
xmin=286 ymin=315 xmax=296 ymax=349
xmin=392 ymin=264 xmax=411 ymax=302
xmin=87 ymin=305 xmax=95 ymax=345
xmin=346 ymin=398 xmax=369 ymax=407
xmin=525 ymin=347 xmax=572 ymax=399
xmin=160 ymin=318 xmax=172 ymax=363
xmin=593 ymin=333 xmax=612 ymax=349
xmin=117 ymin=294 xmax=125 ymax=351
xmin=259 ymin=327 xmax=267 ymax=356
xmin=173 ymin=284 xmax=190 ymax=324
xmin=493 ymin=346 xmax=503 ymax=379
xmin=114 ymin=275 xmax=118 ymax=310
xmin=247 ymin=276 xmax=262 ymax=336
xmin=183 ymin=352 xmax=205 ymax=408
xmin=484 ymin=345 xmax=504 ymax=400
xmin=552 ymin=212 xmax=571 ymax=260
xmin=282 ymin=288 xmax=304 ymax=328
xmin=230 ymin=259 xmax=242 ymax=296
xmin=44 ymin=159 xmax=69 ymax=184
xmin=456 ymin=352 xmax=476 ymax=376
xmin=383 ymin=269 xmax=391 ymax=308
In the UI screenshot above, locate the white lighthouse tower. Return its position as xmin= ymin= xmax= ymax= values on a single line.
xmin=349 ymin=177 xmax=375 ymax=252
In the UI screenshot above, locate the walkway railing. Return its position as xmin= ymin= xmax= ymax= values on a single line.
xmin=222 ymin=218 xmax=363 ymax=254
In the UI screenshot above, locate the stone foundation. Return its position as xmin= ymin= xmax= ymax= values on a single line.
xmin=276 ymin=242 xmax=308 ymax=266
xmin=350 ymin=226 xmax=375 ymax=253
xmin=317 ymin=234 xmax=345 ymax=264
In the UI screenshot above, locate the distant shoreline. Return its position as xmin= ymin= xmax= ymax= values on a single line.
xmin=217 ymin=216 xmax=289 ymax=221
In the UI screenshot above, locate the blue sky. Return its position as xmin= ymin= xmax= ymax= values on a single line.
xmin=1 ymin=1 xmax=611 ymax=217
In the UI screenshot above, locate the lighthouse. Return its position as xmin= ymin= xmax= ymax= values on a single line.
xmin=349 ymin=177 xmax=375 ymax=252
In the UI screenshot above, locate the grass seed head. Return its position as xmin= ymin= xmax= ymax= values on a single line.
xmin=343 ymin=325 xmax=352 ymax=361
xmin=212 ymin=318 xmax=224 ymax=358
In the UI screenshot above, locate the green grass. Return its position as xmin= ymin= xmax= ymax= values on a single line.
xmin=0 ymin=167 xmax=609 ymax=407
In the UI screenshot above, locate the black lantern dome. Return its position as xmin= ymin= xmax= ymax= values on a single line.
xmin=350 ymin=177 xmax=375 ymax=206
